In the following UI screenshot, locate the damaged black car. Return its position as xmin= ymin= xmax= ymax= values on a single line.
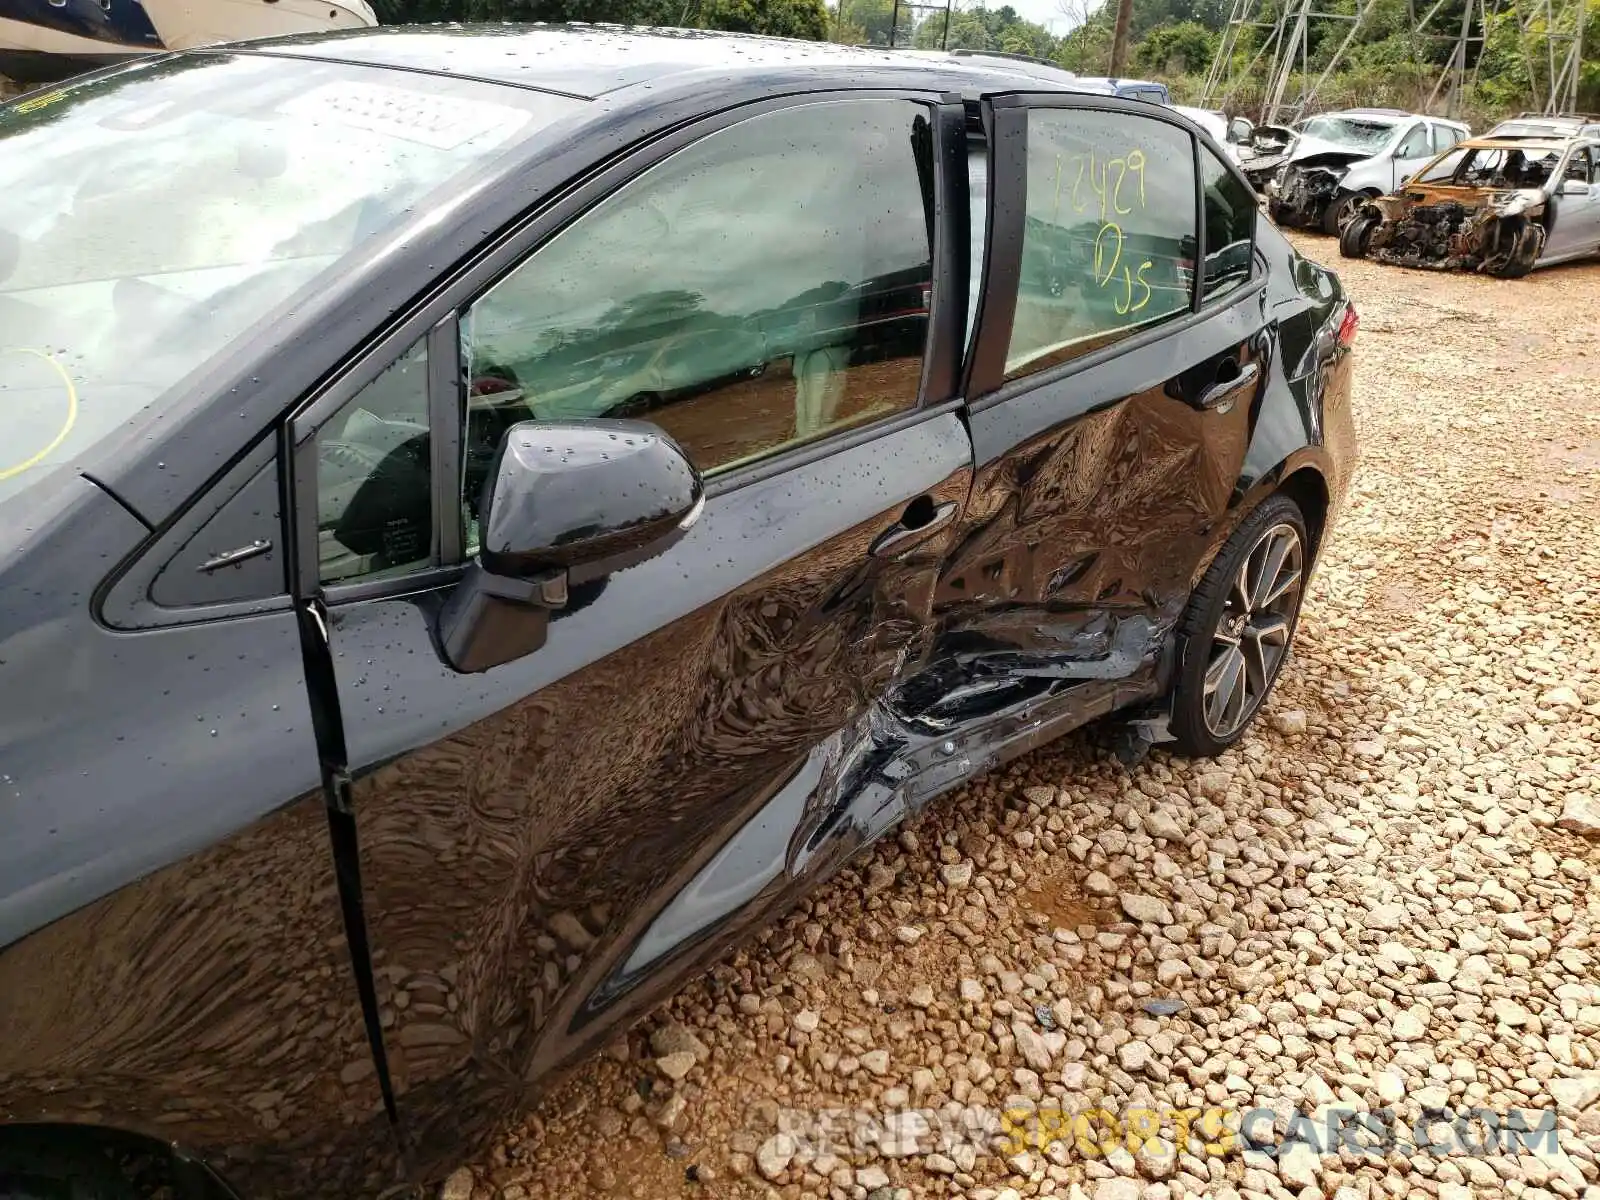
xmin=0 ymin=30 xmax=1357 ymax=1199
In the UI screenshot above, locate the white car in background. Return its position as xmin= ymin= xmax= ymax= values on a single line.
xmin=1264 ymin=108 xmax=1472 ymax=233
xmin=1171 ymin=104 xmax=1252 ymax=164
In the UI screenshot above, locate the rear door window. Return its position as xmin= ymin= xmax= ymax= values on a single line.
xmin=1006 ymin=107 xmax=1196 ymax=380
xmin=1199 ymin=146 xmax=1255 ymax=304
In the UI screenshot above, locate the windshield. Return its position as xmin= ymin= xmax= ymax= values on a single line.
xmin=0 ymin=54 xmax=581 ymax=504
xmin=1298 ymin=115 xmax=1397 ymax=151
xmin=1416 ymin=145 xmax=1560 ymax=188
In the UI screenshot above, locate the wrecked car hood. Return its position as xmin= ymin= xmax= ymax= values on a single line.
xmin=1375 ymin=183 xmax=1545 ymax=219
xmin=1283 ymin=136 xmax=1373 ymax=169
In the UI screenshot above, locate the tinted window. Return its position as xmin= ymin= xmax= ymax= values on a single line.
xmin=0 ymin=54 xmax=577 ymax=508
xmin=459 ymin=98 xmax=935 ymax=506
xmin=1008 ymin=108 xmax=1196 ymax=380
xmin=1200 ymin=147 xmax=1255 ymax=303
xmin=315 ymin=338 xmax=434 ymax=584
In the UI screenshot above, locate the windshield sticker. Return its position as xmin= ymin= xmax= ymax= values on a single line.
xmin=278 ymin=82 xmax=532 ymax=152
xmin=0 ymin=348 xmax=79 ymax=481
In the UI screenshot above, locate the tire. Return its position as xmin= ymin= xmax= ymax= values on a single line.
xmin=1339 ymin=214 xmax=1377 ymax=259
xmin=0 ymin=1131 xmax=136 ymax=1200
xmin=1322 ymin=190 xmax=1367 ymax=236
xmin=1490 ymin=219 xmax=1543 ymax=279
xmin=1169 ymin=493 xmax=1309 ymax=758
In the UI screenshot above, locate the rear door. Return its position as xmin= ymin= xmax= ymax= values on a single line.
xmin=287 ymin=94 xmax=973 ymax=1180
xmin=911 ymin=94 xmax=1270 ymax=731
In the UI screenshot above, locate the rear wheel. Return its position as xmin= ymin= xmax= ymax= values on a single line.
xmin=1339 ymin=213 xmax=1377 ymax=258
xmin=1169 ymin=493 xmax=1308 ymax=757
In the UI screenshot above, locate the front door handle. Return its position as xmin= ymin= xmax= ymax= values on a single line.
xmin=869 ymin=498 xmax=958 ymax=559
xmin=1194 ymin=359 xmax=1261 ymax=411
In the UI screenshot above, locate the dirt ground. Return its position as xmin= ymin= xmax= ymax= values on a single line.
xmin=444 ymin=231 xmax=1600 ymax=1200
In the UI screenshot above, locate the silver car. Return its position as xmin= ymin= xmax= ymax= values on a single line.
xmin=1266 ymin=108 xmax=1471 ymax=233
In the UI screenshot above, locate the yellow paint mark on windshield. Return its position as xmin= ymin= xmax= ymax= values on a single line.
xmin=12 ymin=89 xmax=67 ymax=115
xmin=0 ymin=348 xmax=79 ymax=481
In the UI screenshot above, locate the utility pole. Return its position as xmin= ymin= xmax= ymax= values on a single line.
xmin=1109 ymin=0 xmax=1134 ymax=72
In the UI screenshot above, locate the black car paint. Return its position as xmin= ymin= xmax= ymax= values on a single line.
xmin=0 ymin=29 xmax=1355 ymax=1199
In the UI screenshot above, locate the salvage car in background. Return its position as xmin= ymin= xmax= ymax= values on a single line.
xmin=0 ymin=29 xmax=1357 ymax=1199
xmin=1487 ymin=111 xmax=1600 ymax=139
xmin=1266 ymin=108 xmax=1471 ymax=233
xmin=1339 ymin=132 xmax=1600 ymax=276
xmin=1171 ymin=103 xmax=1256 ymax=164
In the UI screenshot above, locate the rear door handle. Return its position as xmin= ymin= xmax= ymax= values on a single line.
xmin=1194 ymin=359 xmax=1261 ymax=411
xmin=869 ymin=499 xmax=957 ymax=559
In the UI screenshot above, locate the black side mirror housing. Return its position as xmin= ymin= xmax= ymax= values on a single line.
xmin=437 ymin=420 xmax=703 ymax=673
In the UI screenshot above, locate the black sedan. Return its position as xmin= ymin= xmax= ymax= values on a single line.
xmin=0 ymin=28 xmax=1357 ymax=1199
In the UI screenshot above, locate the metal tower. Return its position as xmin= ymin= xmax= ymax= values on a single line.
xmin=1200 ymin=0 xmax=1587 ymax=124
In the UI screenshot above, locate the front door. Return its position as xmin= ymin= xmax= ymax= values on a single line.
xmin=1544 ymin=144 xmax=1600 ymax=260
xmin=1392 ymin=121 xmax=1436 ymax=189
xmin=290 ymin=94 xmax=974 ymax=1182
xmin=905 ymin=95 xmax=1269 ymax=735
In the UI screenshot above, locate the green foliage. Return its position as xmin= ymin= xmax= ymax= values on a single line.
xmin=1135 ymin=20 xmax=1213 ymax=74
xmin=701 ymin=0 xmax=828 ymax=38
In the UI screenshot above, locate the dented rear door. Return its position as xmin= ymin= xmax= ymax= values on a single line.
xmin=930 ymin=93 xmax=1270 ymax=715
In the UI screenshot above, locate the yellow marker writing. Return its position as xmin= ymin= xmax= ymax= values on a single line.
xmin=0 ymin=348 xmax=79 ymax=481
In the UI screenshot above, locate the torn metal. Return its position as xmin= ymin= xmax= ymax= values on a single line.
xmin=1356 ymin=188 xmax=1546 ymax=276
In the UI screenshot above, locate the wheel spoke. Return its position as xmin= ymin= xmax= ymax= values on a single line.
xmin=1241 ymin=628 xmax=1270 ymax=697
xmin=1230 ymin=556 xmax=1254 ymax=614
xmin=1250 ymin=529 xmax=1295 ymax=611
xmin=1259 ymin=567 xmax=1302 ymax=609
xmin=1204 ymin=646 xmax=1246 ymax=733
xmin=1250 ymin=612 xmax=1291 ymax=647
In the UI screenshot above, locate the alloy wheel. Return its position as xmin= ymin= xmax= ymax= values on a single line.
xmin=1202 ymin=522 xmax=1304 ymax=739
xmin=1336 ymin=194 xmax=1363 ymax=230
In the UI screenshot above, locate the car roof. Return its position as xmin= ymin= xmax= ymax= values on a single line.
xmin=1457 ymin=135 xmax=1570 ymax=152
xmin=233 ymin=23 xmax=1103 ymax=100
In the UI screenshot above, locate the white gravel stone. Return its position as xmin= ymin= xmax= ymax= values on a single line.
xmin=1119 ymin=892 xmax=1172 ymax=924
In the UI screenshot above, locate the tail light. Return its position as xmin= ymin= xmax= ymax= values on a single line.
xmin=1335 ymin=299 xmax=1359 ymax=349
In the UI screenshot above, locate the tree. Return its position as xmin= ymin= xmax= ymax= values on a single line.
xmin=702 ymin=0 xmax=829 ymax=38
xmin=1108 ymin=0 xmax=1133 ymax=72
xmin=1135 ymin=20 xmax=1214 ymax=74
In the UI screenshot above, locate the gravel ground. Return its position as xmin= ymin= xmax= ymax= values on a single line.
xmin=445 ymin=232 xmax=1600 ymax=1200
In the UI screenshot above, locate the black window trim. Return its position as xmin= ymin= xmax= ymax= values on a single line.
xmin=287 ymin=86 xmax=962 ymax=606
xmin=963 ymin=90 xmax=1267 ymax=413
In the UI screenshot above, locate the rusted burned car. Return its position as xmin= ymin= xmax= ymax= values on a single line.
xmin=1339 ymin=132 xmax=1600 ymax=276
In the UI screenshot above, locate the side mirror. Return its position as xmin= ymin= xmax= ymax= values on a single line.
xmin=1227 ymin=117 xmax=1254 ymax=145
xmin=436 ymin=420 xmax=703 ymax=673
xmin=1560 ymin=177 xmax=1590 ymax=195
